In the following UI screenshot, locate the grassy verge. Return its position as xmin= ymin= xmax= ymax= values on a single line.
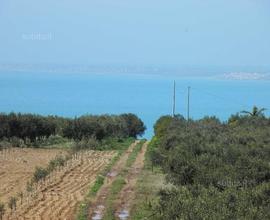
xmin=129 ymin=139 xmax=165 ymax=220
xmin=76 ymin=138 xmax=134 ymax=220
xmin=129 ymin=169 xmax=164 ymax=220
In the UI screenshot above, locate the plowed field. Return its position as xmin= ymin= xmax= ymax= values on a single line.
xmin=0 ymin=148 xmax=116 ymax=220
xmin=0 ymin=148 xmax=66 ymax=204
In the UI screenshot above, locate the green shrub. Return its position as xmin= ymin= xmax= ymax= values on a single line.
xmin=0 ymin=112 xmax=145 ymax=146
xmin=0 ymin=140 xmax=12 ymax=150
xmin=33 ymin=167 xmax=49 ymax=182
xmin=151 ymin=113 xmax=270 ymax=219
xmin=0 ymin=202 xmax=5 ymax=220
xmin=10 ymin=137 xmax=25 ymax=148
xmin=8 ymin=197 xmax=17 ymax=212
xmin=47 ymin=155 xmax=67 ymax=172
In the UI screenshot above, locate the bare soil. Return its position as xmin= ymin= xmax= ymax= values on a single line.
xmin=0 ymin=148 xmax=66 ymax=203
xmin=1 ymin=149 xmax=116 ymax=220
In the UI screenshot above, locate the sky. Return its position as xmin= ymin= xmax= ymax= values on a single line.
xmin=0 ymin=0 xmax=270 ymax=67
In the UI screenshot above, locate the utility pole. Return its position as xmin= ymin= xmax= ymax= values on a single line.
xmin=172 ymin=80 xmax=176 ymax=117
xmin=187 ymin=86 xmax=190 ymax=121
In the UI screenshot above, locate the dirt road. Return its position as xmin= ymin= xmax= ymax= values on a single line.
xmin=89 ymin=141 xmax=140 ymax=220
xmin=114 ymin=141 xmax=149 ymax=220
xmin=88 ymin=140 xmax=148 ymax=220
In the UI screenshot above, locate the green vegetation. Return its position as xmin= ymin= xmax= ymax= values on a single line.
xmin=32 ymin=154 xmax=70 ymax=183
xmin=33 ymin=135 xmax=70 ymax=148
xmin=47 ymin=155 xmax=67 ymax=172
xmin=8 ymin=197 xmax=17 ymax=213
xmin=62 ymin=113 xmax=145 ymax=140
xmin=241 ymin=106 xmax=267 ymax=117
xmin=89 ymin=175 xmax=105 ymax=197
xmin=0 ymin=112 xmax=145 ymax=148
xmin=148 ymin=107 xmax=270 ymax=219
xmin=0 ymin=203 xmax=5 ymax=220
xmin=33 ymin=167 xmax=49 ymax=183
xmin=130 ymin=171 xmax=164 ymax=220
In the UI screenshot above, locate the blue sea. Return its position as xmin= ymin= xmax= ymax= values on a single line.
xmin=0 ymin=71 xmax=270 ymax=139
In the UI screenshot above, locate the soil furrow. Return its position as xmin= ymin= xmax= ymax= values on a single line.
xmin=4 ymin=150 xmax=115 ymax=220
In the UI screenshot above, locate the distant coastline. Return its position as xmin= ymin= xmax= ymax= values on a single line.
xmin=218 ymin=72 xmax=270 ymax=81
xmin=1 ymin=63 xmax=270 ymax=81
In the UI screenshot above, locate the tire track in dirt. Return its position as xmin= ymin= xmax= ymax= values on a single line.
xmin=88 ymin=140 xmax=140 ymax=220
xmin=5 ymin=151 xmax=115 ymax=220
xmin=114 ymin=141 xmax=149 ymax=220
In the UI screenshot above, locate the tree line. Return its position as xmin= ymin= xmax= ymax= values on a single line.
xmin=150 ymin=107 xmax=270 ymax=219
xmin=0 ymin=112 xmax=145 ymax=145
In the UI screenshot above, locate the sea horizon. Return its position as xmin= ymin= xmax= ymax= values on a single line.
xmin=1 ymin=70 xmax=270 ymax=139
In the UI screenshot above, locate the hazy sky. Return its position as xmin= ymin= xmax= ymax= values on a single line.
xmin=0 ymin=0 xmax=270 ymax=67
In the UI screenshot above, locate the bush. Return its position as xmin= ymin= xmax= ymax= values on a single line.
xmin=8 ymin=197 xmax=17 ymax=212
xmin=0 ymin=112 xmax=145 ymax=145
xmin=151 ymin=113 xmax=270 ymax=219
xmin=10 ymin=137 xmax=25 ymax=148
xmin=47 ymin=155 xmax=67 ymax=172
xmin=33 ymin=135 xmax=69 ymax=147
xmin=0 ymin=140 xmax=12 ymax=150
xmin=0 ymin=202 xmax=5 ymax=220
xmin=33 ymin=167 xmax=49 ymax=182
xmin=157 ymin=184 xmax=270 ymax=219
